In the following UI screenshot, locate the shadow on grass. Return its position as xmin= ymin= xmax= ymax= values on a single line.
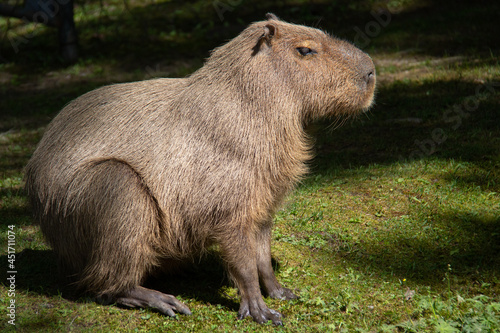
xmin=309 ymin=79 xmax=499 ymax=179
xmin=1 ymin=249 xmax=61 ymax=295
xmin=143 ymin=250 xmax=240 ymax=313
xmin=327 ymin=210 xmax=500 ymax=288
xmin=1 ymin=248 xmax=232 ymax=302
xmin=3 ymin=247 xmax=293 ymax=316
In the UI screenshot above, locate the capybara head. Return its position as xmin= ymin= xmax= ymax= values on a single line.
xmin=200 ymin=13 xmax=376 ymax=122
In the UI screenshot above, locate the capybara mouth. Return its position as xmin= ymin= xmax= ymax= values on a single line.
xmin=357 ymin=52 xmax=377 ymax=112
xmin=362 ymin=69 xmax=377 ymax=111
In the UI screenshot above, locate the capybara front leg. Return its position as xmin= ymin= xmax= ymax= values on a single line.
xmin=257 ymin=224 xmax=298 ymax=300
xmin=116 ymin=286 xmax=191 ymax=317
xmin=221 ymin=235 xmax=283 ymax=325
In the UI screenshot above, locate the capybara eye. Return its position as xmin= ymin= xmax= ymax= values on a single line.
xmin=296 ymin=47 xmax=317 ymax=56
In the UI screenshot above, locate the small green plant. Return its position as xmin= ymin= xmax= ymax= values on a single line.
xmin=406 ymin=291 xmax=500 ymax=332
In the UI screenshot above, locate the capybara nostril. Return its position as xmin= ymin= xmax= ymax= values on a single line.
xmin=366 ymin=71 xmax=375 ymax=84
xmin=357 ymin=54 xmax=376 ymax=86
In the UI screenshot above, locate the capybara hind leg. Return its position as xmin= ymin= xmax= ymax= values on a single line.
xmin=257 ymin=225 xmax=298 ymax=301
xmin=116 ymin=286 xmax=191 ymax=317
xmin=73 ymin=159 xmax=162 ymax=297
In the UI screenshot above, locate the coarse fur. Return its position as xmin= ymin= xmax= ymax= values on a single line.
xmin=25 ymin=13 xmax=376 ymax=324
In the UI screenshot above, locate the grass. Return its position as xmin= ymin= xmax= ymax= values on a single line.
xmin=1 ymin=0 xmax=499 ymax=331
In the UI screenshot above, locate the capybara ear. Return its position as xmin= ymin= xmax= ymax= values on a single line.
xmin=266 ymin=13 xmax=280 ymax=21
xmin=252 ymin=23 xmax=278 ymax=55
xmin=262 ymin=23 xmax=278 ymax=44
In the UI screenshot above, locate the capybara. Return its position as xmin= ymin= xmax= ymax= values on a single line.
xmin=25 ymin=13 xmax=376 ymax=325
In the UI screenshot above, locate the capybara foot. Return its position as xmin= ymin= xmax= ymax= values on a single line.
xmin=237 ymin=299 xmax=283 ymax=325
xmin=268 ymin=287 xmax=298 ymax=301
xmin=115 ymin=286 xmax=191 ymax=317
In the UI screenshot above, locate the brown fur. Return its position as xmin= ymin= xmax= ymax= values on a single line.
xmin=25 ymin=13 xmax=375 ymax=324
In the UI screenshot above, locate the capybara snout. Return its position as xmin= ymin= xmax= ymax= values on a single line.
xmin=26 ymin=13 xmax=375 ymax=325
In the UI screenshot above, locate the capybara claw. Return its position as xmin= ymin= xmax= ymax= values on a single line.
xmin=268 ymin=287 xmax=299 ymax=301
xmin=115 ymin=286 xmax=191 ymax=317
xmin=237 ymin=302 xmax=283 ymax=325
